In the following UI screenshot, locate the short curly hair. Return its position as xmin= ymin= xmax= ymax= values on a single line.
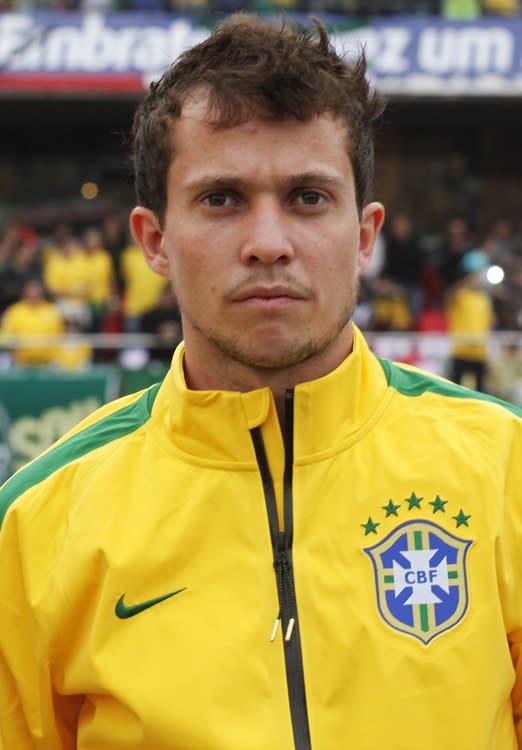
xmin=132 ymin=13 xmax=385 ymax=225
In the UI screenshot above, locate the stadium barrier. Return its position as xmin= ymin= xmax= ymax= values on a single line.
xmin=0 ymin=331 xmax=521 ymax=482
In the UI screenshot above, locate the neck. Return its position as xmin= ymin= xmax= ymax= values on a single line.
xmin=182 ymin=325 xmax=355 ymax=427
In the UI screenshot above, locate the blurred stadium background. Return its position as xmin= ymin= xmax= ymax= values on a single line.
xmin=1 ymin=0 xmax=522 ymax=480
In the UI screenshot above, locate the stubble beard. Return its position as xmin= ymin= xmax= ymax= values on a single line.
xmin=184 ymin=297 xmax=356 ymax=372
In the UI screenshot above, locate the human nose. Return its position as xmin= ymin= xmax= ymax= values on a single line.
xmin=239 ymin=198 xmax=295 ymax=266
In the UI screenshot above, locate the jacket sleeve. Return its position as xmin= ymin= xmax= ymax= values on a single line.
xmin=0 ymin=503 xmax=80 ymax=749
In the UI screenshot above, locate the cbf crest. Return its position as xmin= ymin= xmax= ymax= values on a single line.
xmin=365 ymin=520 xmax=472 ymax=644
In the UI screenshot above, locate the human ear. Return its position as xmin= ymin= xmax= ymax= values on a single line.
xmin=129 ymin=206 xmax=170 ymax=278
xmin=357 ymin=202 xmax=385 ymax=273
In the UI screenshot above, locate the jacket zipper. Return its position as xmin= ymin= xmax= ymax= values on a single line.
xmin=250 ymin=389 xmax=312 ymax=750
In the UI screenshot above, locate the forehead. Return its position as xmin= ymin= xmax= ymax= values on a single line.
xmin=177 ymin=91 xmax=349 ymax=139
xmin=169 ymin=94 xmax=352 ymax=183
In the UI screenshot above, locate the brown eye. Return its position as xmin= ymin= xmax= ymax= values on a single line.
xmin=203 ymin=193 xmax=229 ymax=207
xmin=295 ymin=191 xmax=326 ymax=206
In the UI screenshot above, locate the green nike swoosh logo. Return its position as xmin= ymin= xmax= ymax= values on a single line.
xmin=115 ymin=587 xmax=187 ymax=619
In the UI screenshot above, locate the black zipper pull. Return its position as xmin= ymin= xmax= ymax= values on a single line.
xmin=272 ymin=531 xmax=297 ymax=643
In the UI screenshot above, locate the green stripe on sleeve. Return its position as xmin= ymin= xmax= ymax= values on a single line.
xmin=379 ymin=358 xmax=522 ymax=418
xmin=0 ymin=383 xmax=161 ymax=527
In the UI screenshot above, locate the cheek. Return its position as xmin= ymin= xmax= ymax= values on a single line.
xmin=170 ymin=234 xmax=222 ymax=300
xmin=314 ymin=244 xmax=357 ymax=293
xmin=323 ymin=263 xmax=358 ymax=315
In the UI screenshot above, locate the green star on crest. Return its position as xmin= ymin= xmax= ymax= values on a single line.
xmin=430 ymin=495 xmax=448 ymax=513
xmin=453 ymin=509 xmax=471 ymax=528
xmin=361 ymin=517 xmax=380 ymax=536
xmin=382 ymin=499 xmax=400 ymax=517
xmin=406 ymin=492 xmax=423 ymax=510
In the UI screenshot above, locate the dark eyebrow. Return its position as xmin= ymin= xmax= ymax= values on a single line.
xmin=184 ymin=171 xmax=344 ymax=196
xmin=285 ymin=172 xmax=344 ymax=192
xmin=184 ymin=176 xmax=247 ymax=195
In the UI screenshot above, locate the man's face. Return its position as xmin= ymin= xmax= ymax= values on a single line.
xmin=23 ymin=280 xmax=44 ymax=305
xmin=134 ymin=97 xmax=383 ymax=381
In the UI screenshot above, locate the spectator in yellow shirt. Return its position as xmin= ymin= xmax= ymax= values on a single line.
xmin=1 ymin=278 xmax=63 ymax=366
xmin=43 ymin=235 xmax=91 ymax=329
xmin=120 ymin=243 xmax=168 ymax=332
xmin=372 ymin=275 xmax=412 ymax=331
xmin=445 ymin=250 xmax=494 ymax=392
xmin=82 ymin=228 xmax=115 ymax=331
xmin=53 ymin=318 xmax=93 ymax=371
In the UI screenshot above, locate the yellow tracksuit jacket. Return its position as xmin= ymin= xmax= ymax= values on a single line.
xmin=1 ymin=326 xmax=522 ymax=750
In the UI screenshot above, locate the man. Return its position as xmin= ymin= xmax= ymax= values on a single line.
xmin=1 ymin=15 xmax=521 ymax=750
xmin=446 ymin=249 xmax=495 ymax=392
xmin=43 ymin=234 xmax=92 ymax=330
xmin=81 ymin=227 xmax=115 ymax=332
xmin=1 ymin=277 xmax=63 ymax=366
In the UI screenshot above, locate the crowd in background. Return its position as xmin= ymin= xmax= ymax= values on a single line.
xmin=1 ymin=209 xmax=522 ymax=383
xmin=356 ymin=213 xmax=522 ymax=402
xmin=357 ymin=212 xmax=522 ymax=334
xmin=0 ymin=0 xmax=519 ymax=18
xmin=0 ymin=212 xmax=182 ymax=369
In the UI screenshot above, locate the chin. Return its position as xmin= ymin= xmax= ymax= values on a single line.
xmin=231 ymin=339 xmax=323 ymax=371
